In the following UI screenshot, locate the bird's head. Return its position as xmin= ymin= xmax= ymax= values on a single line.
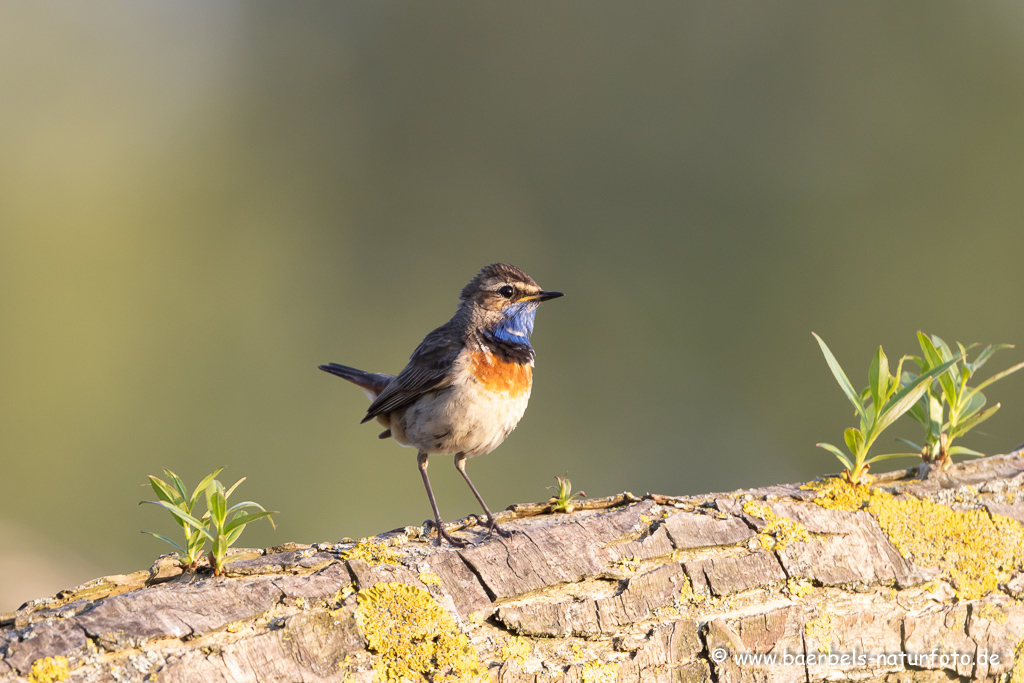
xmin=460 ymin=263 xmax=563 ymax=346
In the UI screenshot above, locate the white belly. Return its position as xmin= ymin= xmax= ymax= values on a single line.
xmin=390 ymin=374 xmax=532 ymax=456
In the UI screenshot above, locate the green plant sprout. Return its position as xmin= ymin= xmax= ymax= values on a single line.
xmin=202 ymin=478 xmax=277 ymax=575
xmin=141 ymin=470 xmax=276 ymax=575
xmin=547 ymin=475 xmax=585 ymax=513
xmin=140 ymin=468 xmax=223 ymax=570
xmin=813 ymin=333 xmax=960 ymax=485
xmin=901 ymin=332 xmax=1024 ymax=469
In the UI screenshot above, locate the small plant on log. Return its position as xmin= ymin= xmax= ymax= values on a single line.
xmin=900 ymin=332 xmax=1024 ymax=469
xmin=140 ymin=468 xmax=223 ymax=570
xmin=547 ymin=475 xmax=585 ymax=513
xmin=201 ymin=477 xmax=277 ymax=575
xmin=141 ymin=469 xmax=277 ymax=575
xmin=813 ymin=333 xmax=960 ymax=485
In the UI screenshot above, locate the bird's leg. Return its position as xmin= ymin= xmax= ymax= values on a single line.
xmin=454 ymin=453 xmax=512 ymax=539
xmin=418 ymin=452 xmax=466 ymax=548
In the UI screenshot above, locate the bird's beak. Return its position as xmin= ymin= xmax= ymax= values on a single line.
xmin=529 ymin=290 xmax=564 ymax=302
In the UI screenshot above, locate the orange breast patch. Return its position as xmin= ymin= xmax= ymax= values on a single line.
xmin=469 ymin=352 xmax=532 ymax=397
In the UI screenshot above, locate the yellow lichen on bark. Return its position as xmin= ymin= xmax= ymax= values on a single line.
xmin=501 ymin=636 xmax=531 ymax=666
xmin=805 ymin=612 xmax=834 ymax=653
xmin=743 ymin=500 xmax=811 ymax=550
xmin=418 ymin=570 xmax=441 ymax=586
xmin=868 ymin=490 xmax=1024 ymax=600
xmin=581 ymin=661 xmax=620 ymax=683
xmin=807 ymin=477 xmax=1024 ymax=600
xmin=1012 ymin=638 xmax=1024 ymax=683
xmin=338 ymin=539 xmax=402 ymax=565
xmin=28 ymin=656 xmax=70 ymax=683
xmin=801 ymin=477 xmax=872 ymax=510
xmin=786 ymin=577 xmax=814 ymax=597
xmin=355 ymin=582 xmax=487 ymax=683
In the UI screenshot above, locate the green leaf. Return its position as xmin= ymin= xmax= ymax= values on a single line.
xmin=816 ymin=442 xmax=853 ymax=470
xmin=948 ymin=446 xmax=985 ymax=458
xmin=927 ymin=394 xmax=944 ymax=441
xmin=927 ymin=393 xmax=943 ymax=422
xmin=140 ymin=499 xmax=189 ymax=532
xmin=864 ymin=452 xmax=921 ymax=464
xmin=187 ymin=531 xmax=206 ymax=555
xmin=907 ymin=400 xmax=927 ymax=426
xmin=205 ymin=480 xmax=223 ymax=519
xmin=895 ymin=437 xmax=923 ymax=451
xmin=813 ymin=333 xmax=868 ymax=425
xmin=224 ymin=510 xmax=277 ymax=537
xmin=212 ymin=536 xmax=227 ymax=564
xmin=226 ymin=500 xmax=267 ymax=515
xmin=148 ymin=476 xmax=183 ymax=506
xmin=843 ymin=428 xmax=864 ymax=457
xmin=224 ymin=477 xmax=247 ymax=500
xmin=967 ymin=360 xmax=1024 ymax=400
xmin=875 ymin=356 xmax=961 ymax=435
xmin=189 ymin=469 xmax=224 ymax=510
xmin=919 ymin=332 xmax=958 ymax=406
xmin=141 ymin=530 xmax=186 ymax=554
xmin=917 ymin=332 xmax=942 ymax=369
xmin=932 ymin=335 xmax=958 ymax=389
xmin=970 ymin=343 xmax=1013 ymax=374
xmin=932 ymin=333 xmax=957 ymax=367
xmin=147 ymin=500 xmax=215 ymax=541
xmin=164 ymin=469 xmax=189 ymax=503
xmin=958 ymin=391 xmax=986 ymax=422
xmin=949 ymin=403 xmax=1001 ymax=439
xmin=209 ymin=490 xmax=228 ymax=529
xmin=868 ymin=347 xmax=889 ymax=413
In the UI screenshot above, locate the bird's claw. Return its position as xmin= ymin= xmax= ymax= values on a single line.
xmin=424 ymin=519 xmax=467 ymax=548
xmin=484 ymin=518 xmax=513 ymax=540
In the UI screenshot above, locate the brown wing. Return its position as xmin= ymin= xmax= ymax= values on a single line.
xmin=361 ymin=322 xmax=464 ymax=423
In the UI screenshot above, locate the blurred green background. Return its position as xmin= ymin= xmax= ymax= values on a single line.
xmin=3 ymin=2 xmax=1024 ymax=611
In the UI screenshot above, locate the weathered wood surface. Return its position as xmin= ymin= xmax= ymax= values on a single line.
xmin=4 ymin=452 xmax=1024 ymax=682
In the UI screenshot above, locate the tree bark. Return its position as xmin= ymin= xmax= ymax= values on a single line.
xmin=4 ymin=452 xmax=1024 ymax=682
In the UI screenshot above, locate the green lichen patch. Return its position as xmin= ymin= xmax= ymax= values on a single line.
xmin=742 ymin=500 xmax=811 ymax=550
xmin=339 ymin=539 xmax=401 ymax=565
xmin=28 ymin=656 xmax=70 ymax=683
xmin=355 ymin=582 xmax=487 ymax=682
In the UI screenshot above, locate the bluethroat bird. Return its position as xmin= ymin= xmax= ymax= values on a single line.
xmin=320 ymin=264 xmax=563 ymax=547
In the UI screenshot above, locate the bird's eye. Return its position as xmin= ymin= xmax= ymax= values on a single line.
xmin=497 ymin=285 xmax=515 ymax=299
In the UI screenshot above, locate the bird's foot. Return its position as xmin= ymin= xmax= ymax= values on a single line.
xmin=484 ymin=517 xmax=513 ymax=540
xmin=424 ymin=519 xmax=467 ymax=548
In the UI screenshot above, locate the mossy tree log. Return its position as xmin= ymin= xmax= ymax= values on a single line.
xmin=4 ymin=453 xmax=1024 ymax=682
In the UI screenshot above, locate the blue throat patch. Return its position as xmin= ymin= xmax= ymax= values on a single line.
xmin=489 ymin=302 xmax=537 ymax=348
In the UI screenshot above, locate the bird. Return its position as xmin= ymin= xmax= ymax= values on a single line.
xmin=319 ymin=263 xmax=563 ymax=547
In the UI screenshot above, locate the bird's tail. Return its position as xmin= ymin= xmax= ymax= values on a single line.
xmin=318 ymin=363 xmax=393 ymax=401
